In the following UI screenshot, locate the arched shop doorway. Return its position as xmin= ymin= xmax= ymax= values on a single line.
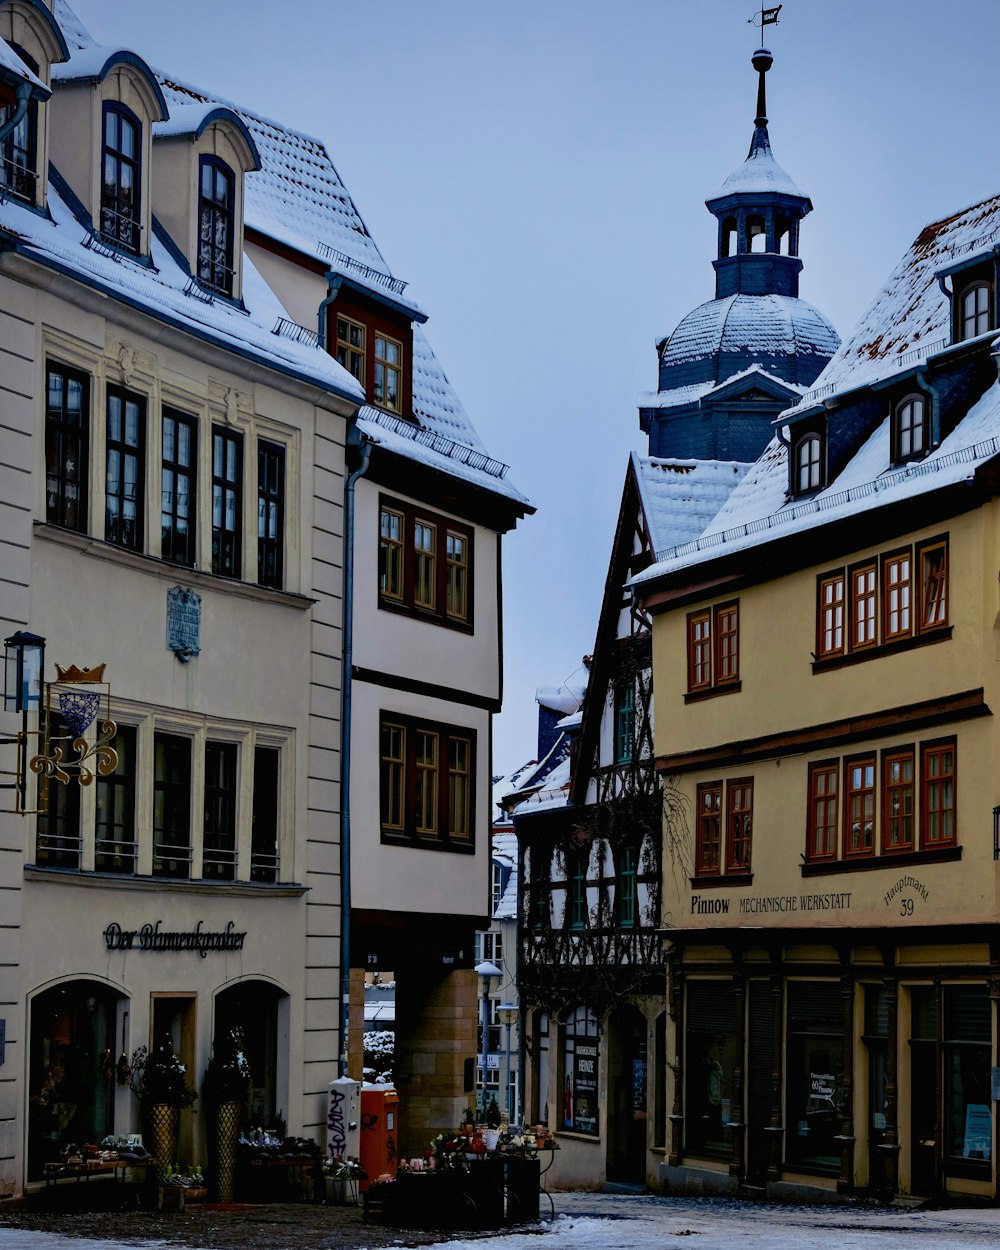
xmin=28 ymin=980 xmax=127 ymax=1180
xmin=213 ymin=981 xmax=288 ymax=1132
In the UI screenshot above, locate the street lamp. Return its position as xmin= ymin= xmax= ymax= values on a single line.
xmin=475 ymin=959 xmax=501 ymax=1119
xmin=497 ymin=1001 xmax=519 ymax=1124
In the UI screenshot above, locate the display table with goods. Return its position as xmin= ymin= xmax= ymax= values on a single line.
xmin=363 ymin=1123 xmax=557 ymax=1228
xmin=42 ymin=1140 xmax=158 ymax=1201
xmin=235 ymin=1131 xmax=323 ymax=1203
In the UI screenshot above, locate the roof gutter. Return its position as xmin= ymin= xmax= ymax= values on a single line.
xmin=339 ymin=416 xmax=372 ymax=1079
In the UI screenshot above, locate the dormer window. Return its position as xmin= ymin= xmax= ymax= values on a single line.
xmin=960 ymin=282 xmax=991 ymax=341
xmin=198 ymin=156 xmax=235 ymax=295
xmin=374 ymin=333 xmax=403 ymax=414
xmin=0 ymin=44 xmax=39 ymax=204
xmin=893 ymin=395 xmax=926 ymax=463
xmin=101 ymin=103 xmax=140 ymax=253
xmin=336 ymin=316 xmax=366 ymax=384
xmin=794 ymin=432 xmax=822 ymax=494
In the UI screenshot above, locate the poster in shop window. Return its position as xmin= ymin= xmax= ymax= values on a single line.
xmin=963 ymin=1104 xmax=992 ymax=1160
xmin=572 ymin=1043 xmax=598 ymax=1134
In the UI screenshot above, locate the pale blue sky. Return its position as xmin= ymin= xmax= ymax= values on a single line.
xmin=71 ymin=0 xmax=1000 ymax=774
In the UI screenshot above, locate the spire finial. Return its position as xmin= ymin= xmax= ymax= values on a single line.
xmin=747 ymin=4 xmax=781 ymax=126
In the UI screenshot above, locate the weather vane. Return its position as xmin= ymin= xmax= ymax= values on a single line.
xmin=748 ymin=3 xmax=782 ymax=41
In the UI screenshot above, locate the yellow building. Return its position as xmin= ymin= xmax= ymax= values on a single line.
xmin=636 ymin=192 xmax=1000 ymax=1201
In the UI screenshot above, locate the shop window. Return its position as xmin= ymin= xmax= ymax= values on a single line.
xmin=893 ymin=396 xmax=926 ymax=463
xmin=203 ymin=740 xmax=238 ymax=880
xmin=0 ymin=44 xmax=38 ymax=203
xmin=685 ymin=980 xmax=738 ymax=1158
xmin=28 ymin=982 xmax=124 ymax=1179
xmin=100 ymin=103 xmax=141 ymax=254
xmin=215 ymin=982 xmax=285 ymax=1130
xmin=614 ymin=682 xmax=635 ymax=765
xmin=105 ymin=387 xmax=145 ymax=551
xmin=198 ymin=156 xmax=235 ymax=295
xmin=785 ymin=982 xmax=845 ymax=1172
xmin=45 ymin=363 xmax=89 ymax=533
xmin=251 ymin=745 xmax=280 ymax=882
xmin=562 ymin=1006 xmax=599 ymax=1136
xmin=944 ymin=987 xmax=991 ymax=1172
xmin=257 ymin=440 xmax=285 ymax=589
xmin=378 ymin=496 xmax=474 ymax=629
xmin=161 ymin=409 xmax=197 ymax=566
xmin=153 ymin=732 xmax=192 ymax=879
xmin=212 ymin=426 xmax=242 ymax=577
xmin=95 ymin=724 xmax=137 ymax=872
xmin=378 ymin=711 xmax=476 ymax=848
xmin=686 ymin=601 xmax=739 ymax=696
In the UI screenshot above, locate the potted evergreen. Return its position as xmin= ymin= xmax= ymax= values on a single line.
xmin=203 ymin=1026 xmax=251 ymax=1202
xmin=129 ymin=1039 xmax=197 ymax=1176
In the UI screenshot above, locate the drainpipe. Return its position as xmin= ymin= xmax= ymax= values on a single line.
xmin=339 ymin=415 xmax=371 ymax=1078
xmin=0 ymin=81 xmax=31 ymax=145
xmin=317 ymin=274 xmax=344 ymax=353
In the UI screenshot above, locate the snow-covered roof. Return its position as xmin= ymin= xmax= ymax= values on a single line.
xmin=639 ymin=364 xmax=804 ymax=412
xmin=511 ymin=751 xmax=572 ymax=816
xmin=657 ymin=294 xmax=839 ymax=378
xmin=556 ymin=709 xmax=582 ymax=731
xmin=635 ymin=377 xmax=1000 ymax=584
xmin=0 ymin=182 xmax=364 ymax=401
xmin=634 ymin=453 xmax=752 ymax=554
xmin=536 ymin=685 xmax=585 ymax=717
xmin=707 ymin=124 xmax=808 ymax=204
xmin=153 ymin=102 xmax=261 ymax=169
xmin=787 ymin=194 xmax=1000 ymax=418
xmin=492 ymin=760 xmax=537 ymax=820
xmin=0 ymin=36 xmax=48 ymax=95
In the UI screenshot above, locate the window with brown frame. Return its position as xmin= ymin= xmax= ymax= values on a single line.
xmin=850 ymin=563 xmax=878 ymax=650
xmin=959 ymin=282 xmax=992 ymax=341
xmin=882 ymin=748 xmax=915 ymax=854
xmin=374 ymin=333 xmax=403 ymax=414
xmin=377 ymin=496 xmax=474 ymax=629
xmin=844 ymin=755 xmax=875 ymax=857
xmin=686 ymin=601 xmax=740 ymax=695
xmin=893 ymin=395 xmax=927 ymax=463
xmin=379 ymin=712 xmax=476 ymax=848
xmin=695 ymin=783 xmax=722 ymax=875
xmin=921 ymin=738 xmax=956 ymax=848
xmin=725 ymin=779 xmax=753 ymax=874
xmin=804 ymin=740 xmax=958 ymax=865
xmin=816 ymin=536 xmax=948 ymax=666
xmin=807 ymin=762 xmax=838 ymax=860
xmin=882 ymin=550 xmax=911 ymax=642
xmin=336 ymin=315 xmax=366 ymax=384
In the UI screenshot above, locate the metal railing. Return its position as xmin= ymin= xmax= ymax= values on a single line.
xmin=272 ymin=316 xmax=319 ymax=348
xmin=152 ymin=842 xmax=193 ymax=880
xmin=95 ymin=837 xmax=137 ymax=874
xmin=251 ymin=850 xmax=280 ymax=884
xmin=364 ymin=406 xmax=510 ymax=479
xmin=316 ymin=241 xmax=408 ymax=296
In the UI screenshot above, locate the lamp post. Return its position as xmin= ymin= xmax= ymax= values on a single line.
xmin=474 ymin=959 xmax=501 ymax=1119
xmin=497 ymin=1001 xmax=519 ymax=1124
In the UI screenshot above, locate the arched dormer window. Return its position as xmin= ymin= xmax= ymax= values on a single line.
xmin=0 ymin=43 xmax=39 ymax=204
xmin=960 ymin=282 xmax=991 ymax=341
xmin=100 ymin=102 xmax=141 ymax=253
xmin=720 ymin=216 xmax=737 ymax=258
xmin=894 ymin=395 xmax=926 ymax=463
xmin=198 ymin=156 xmax=235 ymax=295
xmin=746 ymin=214 xmax=766 ymax=254
xmin=794 ymin=432 xmax=822 ymax=494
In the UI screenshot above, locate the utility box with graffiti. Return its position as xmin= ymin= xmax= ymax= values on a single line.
xmin=359 ymin=1086 xmax=398 ymax=1191
xmin=327 ymin=1077 xmax=361 ymax=1166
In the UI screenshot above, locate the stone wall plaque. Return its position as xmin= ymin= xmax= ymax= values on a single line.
xmin=167 ymin=586 xmax=201 ymax=662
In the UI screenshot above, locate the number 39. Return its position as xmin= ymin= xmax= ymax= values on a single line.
xmin=900 ymin=898 xmax=914 ymax=917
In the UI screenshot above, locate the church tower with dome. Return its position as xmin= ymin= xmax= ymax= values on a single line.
xmin=639 ymin=45 xmax=839 ymax=461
